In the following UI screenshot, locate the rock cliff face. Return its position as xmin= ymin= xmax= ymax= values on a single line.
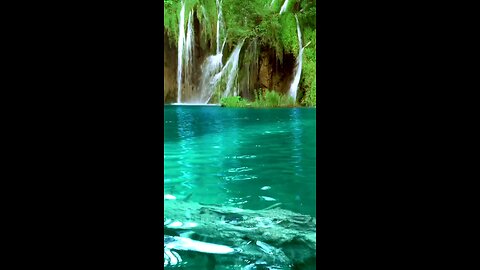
xmin=164 ymin=29 xmax=177 ymax=103
xmin=164 ymin=28 xmax=296 ymax=103
xmin=258 ymin=49 xmax=295 ymax=96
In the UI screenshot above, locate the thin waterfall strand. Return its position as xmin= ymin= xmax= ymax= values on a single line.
xmin=216 ymin=0 xmax=226 ymax=55
xmin=280 ymin=0 xmax=289 ymax=14
xmin=227 ymin=42 xmax=244 ymax=97
xmin=184 ymin=10 xmax=195 ymax=98
xmin=177 ymin=1 xmax=186 ymax=103
xmin=288 ymin=15 xmax=303 ymax=101
xmin=223 ymin=40 xmax=244 ymax=97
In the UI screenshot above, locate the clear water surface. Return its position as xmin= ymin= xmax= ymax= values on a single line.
xmin=164 ymin=105 xmax=316 ymax=269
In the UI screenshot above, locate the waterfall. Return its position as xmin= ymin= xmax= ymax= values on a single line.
xmin=184 ymin=10 xmax=195 ymax=97
xmin=215 ymin=0 xmax=227 ymax=56
xmin=223 ymin=40 xmax=244 ymax=97
xmin=217 ymin=0 xmax=227 ymax=59
xmin=279 ymin=0 xmax=289 ymax=14
xmin=177 ymin=1 xmax=186 ymax=103
xmin=288 ymin=15 xmax=303 ymax=101
xmin=204 ymin=40 xmax=245 ymax=103
xmin=217 ymin=0 xmax=223 ymax=54
xmin=176 ymin=0 xmax=196 ymax=104
xmin=199 ymin=54 xmax=223 ymax=103
xmin=173 ymin=0 xmax=245 ymax=104
xmin=197 ymin=0 xmax=227 ymax=104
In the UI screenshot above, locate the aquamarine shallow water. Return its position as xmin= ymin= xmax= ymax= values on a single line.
xmin=164 ymin=105 xmax=316 ymax=216
xmin=164 ymin=105 xmax=316 ymax=269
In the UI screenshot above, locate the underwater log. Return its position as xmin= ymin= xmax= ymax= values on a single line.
xmin=164 ymin=199 xmax=316 ymax=264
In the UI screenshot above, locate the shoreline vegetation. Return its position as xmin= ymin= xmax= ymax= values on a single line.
xmin=221 ymin=89 xmax=297 ymax=108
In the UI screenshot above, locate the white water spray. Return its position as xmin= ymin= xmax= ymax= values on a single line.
xmin=185 ymin=10 xmax=195 ymax=94
xmin=175 ymin=0 xmax=244 ymax=104
xmin=177 ymin=1 xmax=186 ymax=103
xmin=197 ymin=0 xmax=228 ymax=104
xmin=198 ymin=54 xmax=223 ymax=103
xmin=223 ymin=40 xmax=244 ymax=97
xmin=176 ymin=1 xmax=196 ymax=104
xmin=185 ymin=11 xmax=194 ymax=72
xmin=288 ymin=15 xmax=303 ymax=101
xmin=279 ymin=0 xmax=289 ymax=14
xmin=215 ymin=0 xmax=226 ymax=55
xmin=205 ymin=40 xmax=245 ymax=103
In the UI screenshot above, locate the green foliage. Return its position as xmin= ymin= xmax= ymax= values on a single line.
xmin=221 ymin=89 xmax=296 ymax=108
xmin=164 ymin=0 xmax=316 ymax=55
xmin=220 ymin=96 xmax=249 ymax=107
xmin=299 ymin=27 xmax=316 ymax=106
xmin=223 ymin=0 xmax=260 ymax=40
xmin=298 ymin=0 xmax=316 ymax=29
xmin=255 ymin=13 xmax=284 ymax=60
xmin=303 ymin=77 xmax=316 ymax=107
xmin=164 ymin=0 xmax=218 ymax=50
xmin=164 ymin=0 xmax=181 ymax=44
xmin=279 ymin=12 xmax=299 ymax=56
xmin=270 ymin=0 xmax=282 ymax=12
xmin=196 ymin=0 xmax=217 ymax=49
xmin=253 ymin=89 xmax=296 ymax=107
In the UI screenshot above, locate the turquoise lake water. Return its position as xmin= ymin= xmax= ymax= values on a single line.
xmin=164 ymin=105 xmax=316 ymax=269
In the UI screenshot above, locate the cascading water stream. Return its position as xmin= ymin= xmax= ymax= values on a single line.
xmin=197 ymin=0 xmax=228 ymax=104
xmin=177 ymin=1 xmax=186 ymax=103
xmin=216 ymin=0 xmax=224 ymax=55
xmin=288 ymin=15 xmax=303 ymax=101
xmin=176 ymin=0 xmax=295 ymax=104
xmin=223 ymin=40 xmax=244 ymax=98
xmin=279 ymin=0 xmax=289 ymax=14
xmin=176 ymin=0 xmax=195 ymax=104
xmin=198 ymin=54 xmax=224 ymax=103
xmin=205 ymin=40 xmax=245 ymax=103
xmin=175 ymin=0 xmax=247 ymax=104
xmin=184 ymin=10 xmax=195 ymax=97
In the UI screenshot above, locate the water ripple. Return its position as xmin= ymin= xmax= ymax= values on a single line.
xmin=164 ymin=106 xmax=316 ymax=216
